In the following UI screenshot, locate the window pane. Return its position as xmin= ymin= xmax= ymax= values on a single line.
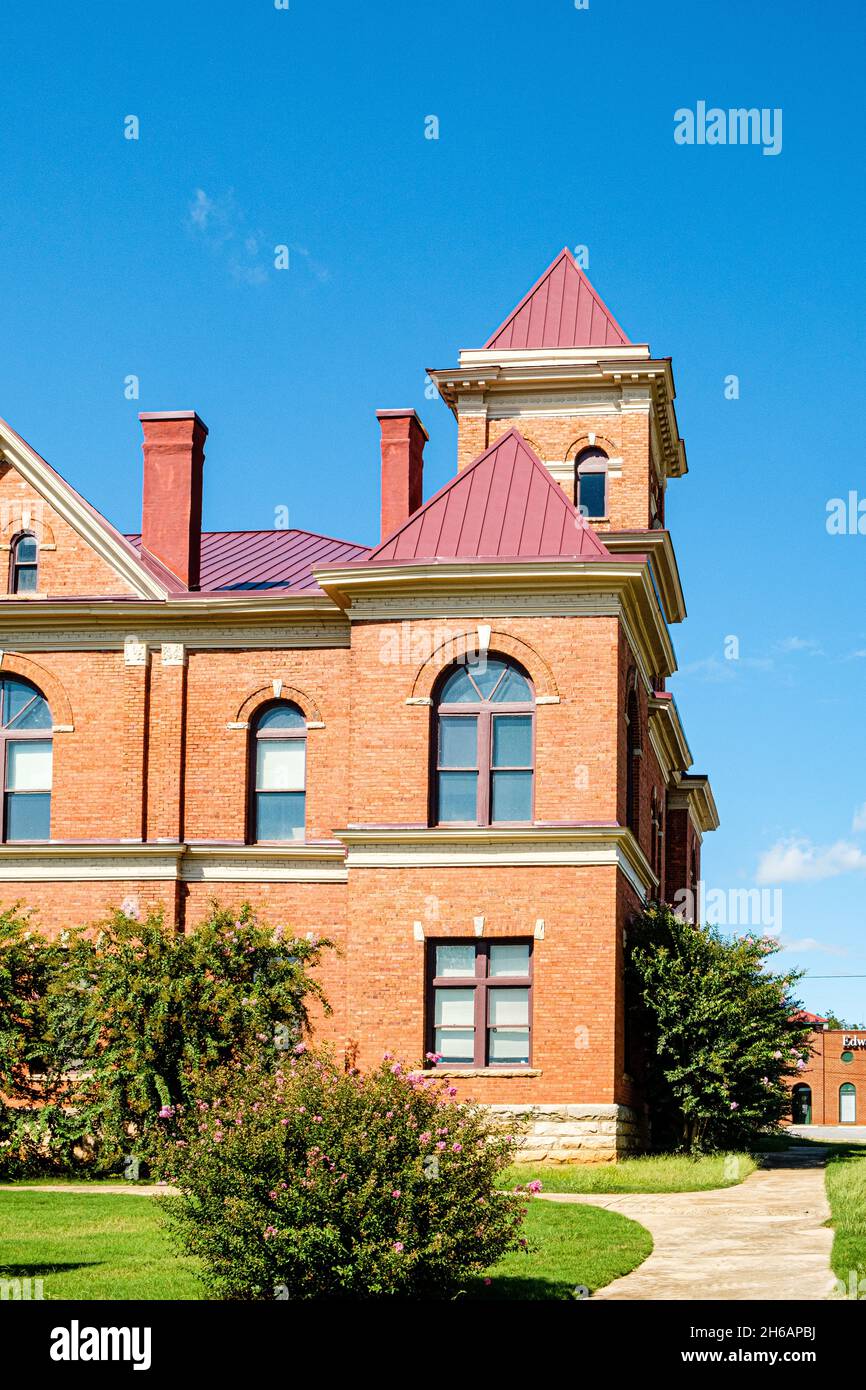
xmin=492 ymin=715 xmax=532 ymax=767
xmin=434 ymin=1028 xmax=474 ymax=1063
xmin=8 ymin=697 xmax=52 ymax=730
xmin=438 ymin=716 xmax=477 ymax=768
xmin=14 ymin=566 xmax=37 ymax=593
xmin=841 ymin=1086 xmax=856 ymax=1123
xmin=7 ymin=741 xmax=52 ymax=790
xmin=4 ymin=681 xmax=41 ymax=727
xmin=434 ymin=988 xmax=475 ymax=1027
xmin=488 ymin=1029 xmax=530 ymax=1064
xmin=257 ymin=740 xmax=305 ymax=791
xmin=16 ymin=537 xmax=37 ymax=564
xmin=438 ymin=771 xmax=478 ymax=822
xmin=255 ymin=791 xmax=305 ymax=841
xmin=470 ymin=658 xmax=506 ymax=698
xmin=6 ymin=792 xmax=50 ymax=841
xmin=256 ymin=704 xmax=305 ymax=731
xmin=489 ymin=943 xmax=530 ymax=977
xmin=435 ymin=944 xmax=476 ymax=977
xmin=491 ymin=770 xmax=532 ymax=822
xmin=489 ymin=988 xmax=529 ymax=1027
xmin=578 ymin=470 xmax=606 ymax=518
xmin=491 ymin=667 xmax=532 ymax=702
xmin=439 ymin=666 xmax=478 ymax=703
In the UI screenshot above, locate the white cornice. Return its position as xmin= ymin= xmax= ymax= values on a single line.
xmin=336 ymin=825 xmax=656 ymax=900
xmin=0 ymin=842 xmax=348 ymax=883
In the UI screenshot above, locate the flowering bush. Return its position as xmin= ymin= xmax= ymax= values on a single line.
xmin=152 ymin=1050 xmax=527 ymax=1299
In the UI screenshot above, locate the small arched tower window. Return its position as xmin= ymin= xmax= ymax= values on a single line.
xmin=250 ymin=701 xmax=307 ymax=842
xmin=10 ymin=533 xmax=38 ymax=594
xmin=575 ymin=448 xmax=608 ymax=520
xmin=434 ymin=656 xmax=535 ymax=826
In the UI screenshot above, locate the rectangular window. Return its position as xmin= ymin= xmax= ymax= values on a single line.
xmin=490 ymin=715 xmax=533 ymax=822
xmin=437 ymin=715 xmax=478 ymax=822
xmin=427 ymin=939 xmax=532 ymax=1068
xmin=5 ymin=738 xmax=52 ymax=841
xmin=255 ymin=740 xmax=305 ymax=841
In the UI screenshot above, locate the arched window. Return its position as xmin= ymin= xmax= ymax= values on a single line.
xmin=250 ymin=702 xmax=306 ymax=842
xmin=434 ymin=656 xmax=534 ymax=826
xmin=10 ymin=533 xmax=38 ymax=594
xmin=0 ymin=678 xmax=52 ymax=841
xmin=791 ymin=1084 xmax=812 ymax=1125
xmin=575 ymin=448 xmax=608 ymax=520
xmin=625 ymin=677 xmax=640 ymax=837
xmin=840 ymin=1082 xmax=857 ymax=1124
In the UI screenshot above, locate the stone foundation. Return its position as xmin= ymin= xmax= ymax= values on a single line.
xmin=490 ymin=1103 xmax=645 ymax=1164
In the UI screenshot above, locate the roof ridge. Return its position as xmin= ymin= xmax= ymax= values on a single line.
xmin=483 ymin=247 xmax=631 ymax=350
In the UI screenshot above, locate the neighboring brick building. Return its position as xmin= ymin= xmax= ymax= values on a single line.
xmin=0 ymin=249 xmax=717 ymax=1159
xmin=790 ymin=1025 xmax=866 ymax=1126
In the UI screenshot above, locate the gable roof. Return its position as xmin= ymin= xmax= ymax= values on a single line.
xmin=127 ymin=529 xmax=370 ymax=594
xmin=0 ymin=415 xmax=168 ymax=599
xmin=366 ymin=429 xmax=612 ymax=564
xmin=484 ymin=247 xmax=631 ymax=351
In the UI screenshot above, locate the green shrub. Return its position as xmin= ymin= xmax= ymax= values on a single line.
xmin=153 ymin=1050 xmax=529 ymax=1299
xmin=627 ymin=904 xmax=811 ymax=1151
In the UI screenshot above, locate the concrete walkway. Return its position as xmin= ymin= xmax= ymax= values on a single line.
xmin=787 ymin=1124 xmax=866 ymax=1144
xmin=539 ymin=1147 xmax=837 ymax=1301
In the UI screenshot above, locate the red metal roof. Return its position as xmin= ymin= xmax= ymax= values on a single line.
xmin=127 ymin=530 xmax=370 ymax=593
xmin=365 ymin=429 xmax=612 ymax=564
xmin=484 ymin=247 xmax=631 ymax=350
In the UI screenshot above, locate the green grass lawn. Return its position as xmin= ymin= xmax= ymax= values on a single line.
xmin=502 ymin=1150 xmax=756 ymax=1194
xmin=471 ymin=1199 xmax=652 ymax=1299
xmin=0 ymin=1188 xmax=652 ymax=1301
xmin=0 ymin=1192 xmax=203 ymax=1300
xmin=825 ymin=1146 xmax=866 ymax=1294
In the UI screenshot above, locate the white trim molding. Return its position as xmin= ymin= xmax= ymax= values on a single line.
xmin=336 ymin=825 xmax=657 ymax=900
xmin=0 ymin=842 xmax=348 ymax=884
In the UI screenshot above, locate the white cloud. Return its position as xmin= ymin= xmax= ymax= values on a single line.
xmin=756 ymin=837 xmax=866 ymax=884
xmin=775 ymin=937 xmax=849 ymax=956
xmin=773 ymin=636 xmax=823 ymax=656
xmin=678 ymin=654 xmax=773 ymax=683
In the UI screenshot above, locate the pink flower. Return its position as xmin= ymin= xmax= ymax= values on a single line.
xmin=391 ymin=1063 xmax=402 ymax=1076
xmin=447 ymin=1087 xmax=458 ymax=1097
xmin=451 ymin=1142 xmax=462 ymax=1153
xmin=484 ymin=1277 xmax=492 ymax=1286
xmin=436 ymin=1141 xmax=446 ymax=1151
xmin=419 ymin=1131 xmax=432 ymax=1145
xmin=263 ymin=1225 xmax=277 ymax=1240
xmin=526 ymin=1179 xmax=543 ymax=1194
xmin=393 ymin=1242 xmax=404 ymax=1253
xmin=773 ymin=1050 xmax=783 ymax=1059
xmin=313 ymin=1115 xmax=323 ymax=1123
xmin=293 ymin=1042 xmax=307 ymax=1055
xmin=730 ymin=1101 xmax=739 ymax=1110
xmin=391 ymin=1189 xmax=401 ymax=1199
xmin=158 ymin=1105 xmax=175 ymax=1119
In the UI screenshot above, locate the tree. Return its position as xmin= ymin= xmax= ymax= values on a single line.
xmin=627 ymin=904 xmax=810 ymax=1151
xmin=42 ymin=902 xmax=331 ymax=1168
xmin=0 ymin=908 xmax=56 ymax=1169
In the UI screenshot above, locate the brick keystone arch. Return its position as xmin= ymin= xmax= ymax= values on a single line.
xmin=565 ymin=434 xmax=618 ymax=465
xmin=0 ymin=512 xmax=57 ymax=548
xmin=235 ymin=683 xmax=323 ymax=726
xmin=410 ymin=630 xmax=559 ymax=703
xmin=0 ymin=653 xmax=74 ymax=727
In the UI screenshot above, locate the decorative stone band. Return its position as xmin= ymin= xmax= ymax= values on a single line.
xmin=0 ymin=842 xmax=348 ymax=884
xmin=336 ymin=825 xmax=657 ymax=900
xmin=488 ymin=1102 xmax=645 ymax=1163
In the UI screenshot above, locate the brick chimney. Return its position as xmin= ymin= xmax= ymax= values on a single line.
xmin=139 ymin=411 xmax=208 ymax=590
xmin=377 ymin=409 xmax=427 ymax=541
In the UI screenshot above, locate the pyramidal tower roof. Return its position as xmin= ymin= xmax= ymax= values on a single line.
xmin=367 ymin=429 xmax=612 ymax=564
xmin=484 ymin=247 xmax=631 ymax=351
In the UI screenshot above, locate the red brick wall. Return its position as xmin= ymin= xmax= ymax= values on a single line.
xmin=790 ymin=1030 xmax=866 ymax=1125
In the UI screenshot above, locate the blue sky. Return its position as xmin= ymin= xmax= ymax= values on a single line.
xmin=1 ymin=0 xmax=865 ymax=1017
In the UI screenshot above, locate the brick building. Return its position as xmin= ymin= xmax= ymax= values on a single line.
xmin=790 ymin=1026 xmax=866 ymax=1126
xmin=0 ymin=249 xmax=717 ymax=1159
